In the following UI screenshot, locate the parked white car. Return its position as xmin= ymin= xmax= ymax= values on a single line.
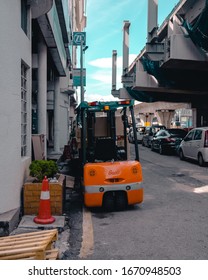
xmin=179 ymin=127 xmax=208 ymax=166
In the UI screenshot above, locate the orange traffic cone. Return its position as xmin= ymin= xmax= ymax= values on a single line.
xmin=34 ymin=176 xmax=55 ymax=224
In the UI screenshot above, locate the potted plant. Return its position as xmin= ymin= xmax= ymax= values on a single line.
xmin=29 ymin=160 xmax=58 ymax=182
xmin=24 ymin=160 xmax=65 ymax=215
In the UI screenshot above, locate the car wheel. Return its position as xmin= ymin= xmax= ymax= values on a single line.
xmin=115 ymin=192 xmax=127 ymax=211
xmin=198 ymin=153 xmax=205 ymax=167
xmin=159 ymin=144 xmax=163 ymax=155
xmin=151 ymin=143 xmax=154 ymax=151
xmin=103 ymin=192 xmax=115 ymax=211
xmin=179 ymin=149 xmax=185 ymax=160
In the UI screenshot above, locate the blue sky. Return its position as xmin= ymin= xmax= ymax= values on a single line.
xmin=83 ymin=0 xmax=179 ymax=102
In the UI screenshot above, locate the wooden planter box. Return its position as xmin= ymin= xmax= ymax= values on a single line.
xmin=23 ymin=174 xmax=65 ymax=216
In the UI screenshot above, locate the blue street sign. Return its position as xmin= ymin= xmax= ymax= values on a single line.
xmin=73 ymin=32 xmax=86 ymax=46
xmin=73 ymin=68 xmax=86 ymax=86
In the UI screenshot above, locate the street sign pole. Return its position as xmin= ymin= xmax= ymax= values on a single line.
xmin=73 ymin=32 xmax=86 ymax=102
xmin=80 ymin=40 xmax=84 ymax=102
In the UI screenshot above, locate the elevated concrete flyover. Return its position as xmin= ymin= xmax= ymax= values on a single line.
xmin=134 ymin=101 xmax=191 ymax=128
xmin=112 ymin=0 xmax=208 ymax=127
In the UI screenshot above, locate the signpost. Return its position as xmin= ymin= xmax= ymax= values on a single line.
xmin=73 ymin=68 xmax=86 ymax=87
xmin=180 ymin=108 xmax=192 ymax=117
xmin=180 ymin=108 xmax=192 ymax=130
xmin=73 ymin=32 xmax=86 ymax=102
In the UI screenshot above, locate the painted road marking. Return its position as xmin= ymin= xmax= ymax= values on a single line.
xmin=79 ymin=207 xmax=94 ymax=258
xmin=193 ymin=185 xmax=208 ymax=194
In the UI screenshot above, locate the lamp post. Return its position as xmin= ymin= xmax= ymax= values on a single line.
xmin=80 ymin=42 xmax=88 ymax=102
xmin=80 ymin=40 xmax=84 ymax=102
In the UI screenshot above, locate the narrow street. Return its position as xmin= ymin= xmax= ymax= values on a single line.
xmin=63 ymin=144 xmax=208 ymax=260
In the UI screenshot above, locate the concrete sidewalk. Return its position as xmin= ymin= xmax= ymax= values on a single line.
xmin=9 ymin=173 xmax=75 ymax=258
xmin=10 ymin=215 xmax=69 ymax=258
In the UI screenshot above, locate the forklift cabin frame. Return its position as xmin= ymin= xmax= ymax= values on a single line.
xmin=77 ymin=100 xmax=139 ymax=167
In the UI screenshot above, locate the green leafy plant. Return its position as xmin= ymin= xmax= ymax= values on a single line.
xmin=29 ymin=160 xmax=58 ymax=182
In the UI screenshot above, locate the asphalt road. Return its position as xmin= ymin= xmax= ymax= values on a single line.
xmin=78 ymin=144 xmax=208 ymax=260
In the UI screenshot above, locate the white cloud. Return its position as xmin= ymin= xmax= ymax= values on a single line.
xmin=89 ymin=69 xmax=112 ymax=83
xmin=88 ymin=54 xmax=137 ymax=69
xmin=85 ymin=54 xmax=138 ymax=102
xmin=87 ymin=54 xmax=137 ymax=91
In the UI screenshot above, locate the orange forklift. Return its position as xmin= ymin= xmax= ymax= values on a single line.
xmin=74 ymin=99 xmax=143 ymax=211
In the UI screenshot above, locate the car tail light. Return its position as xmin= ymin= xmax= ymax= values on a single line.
xmin=204 ymin=130 xmax=208 ymax=147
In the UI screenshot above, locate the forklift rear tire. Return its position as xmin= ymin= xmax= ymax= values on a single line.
xmin=103 ymin=192 xmax=115 ymax=212
xmin=115 ymin=192 xmax=127 ymax=211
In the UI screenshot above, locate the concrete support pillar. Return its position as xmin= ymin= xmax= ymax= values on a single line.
xmin=37 ymin=36 xmax=47 ymax=159
xmin=54 ymin=77 xmax=61 ymax=153
xmin=138 ymin=113 xmax=154 ymax=127
xmin=156 ymin=110 xmax=174 ymax=128
xmin=112 ymin=50 xmax=117 ymax=91
xmin=147 ymin=0 xmax=158 ymax=43
xmin=123 ymin=21 xmax=130 ymax=75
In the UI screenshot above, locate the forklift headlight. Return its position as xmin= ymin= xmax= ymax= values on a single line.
xmin=99 ymin=187 xmax=104 ymax=192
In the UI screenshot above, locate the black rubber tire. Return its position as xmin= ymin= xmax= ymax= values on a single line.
xmin=159 ymin=144 xmax=163 ymax=155
xmin=198 ymin=153 xmax=204 ymax=167
xmin=115 ymin=192 xmax=127 ymax=211
xmin=103 ymin=192 xmax=115 ymax=212
xmin=179 ymin=149 xmax=184 ymax=160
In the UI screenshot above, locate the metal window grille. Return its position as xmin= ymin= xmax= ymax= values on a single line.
xmin=21 ymin=63 xmax=27 ymax=157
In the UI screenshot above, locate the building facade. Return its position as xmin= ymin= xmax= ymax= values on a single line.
xmin=0 ymin=0 xmax=86 ymax=235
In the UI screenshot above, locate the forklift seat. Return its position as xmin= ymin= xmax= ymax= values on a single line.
xmin=95 ymin=137 xmax=117 ymax=161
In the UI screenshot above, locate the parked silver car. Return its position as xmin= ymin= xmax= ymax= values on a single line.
xmin=128 ymin=126 xmax=146 ymax=143
xmin=179 ymin=127 xmax=208 ymax=166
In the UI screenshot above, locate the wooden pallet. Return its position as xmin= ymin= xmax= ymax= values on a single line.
xmin=0 ymin=229 xmax=59 ymax=260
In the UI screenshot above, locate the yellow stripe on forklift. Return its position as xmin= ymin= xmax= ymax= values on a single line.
xmin=84 ymin=182 xmax=143 ymax=193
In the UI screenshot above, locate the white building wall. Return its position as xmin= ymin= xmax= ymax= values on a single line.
xmin=0 ymin=1 xmax=32 ymax=213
